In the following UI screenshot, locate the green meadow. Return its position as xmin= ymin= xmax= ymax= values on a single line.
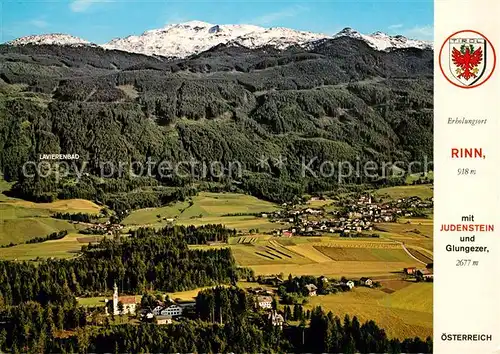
xmin=0 ymin=177 xmax=101 ymax=245
xmin=373 ymin=184 xmax=433 ymax=201
xmin=123 ymin=192 xmax=279 ymax=232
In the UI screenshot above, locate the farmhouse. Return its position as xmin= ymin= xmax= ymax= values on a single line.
xmin=416 ymin=269 xmax=434 ymax=282
xmin=404 ymin=267 xmax=417 ymax=275
xmin=359 ymin=277 xmax=373 ymax=287
xmin=261 ymin=276 xmax=284 ymax=286
xmin=155 ymin=316 xmax=173 ymax=325
xmin=105 ymin=283 xmax=137 ymax=316
xmin=305 ymin=284 xmax=317 ymax=296
xmin=257 ymin=295 xmax=273 ymax=309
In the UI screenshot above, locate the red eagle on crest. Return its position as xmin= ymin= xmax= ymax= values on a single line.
xmin=451 ymin=44 xmax=483 ymax=81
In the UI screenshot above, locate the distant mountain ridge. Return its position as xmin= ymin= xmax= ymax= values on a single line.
xmin=6 ymin=21 xmax=433 ymax=58
xmin=7 ymin=33 xmax=94 ymax=47
xmin=0 ymin=34 xmax=433 ymax=204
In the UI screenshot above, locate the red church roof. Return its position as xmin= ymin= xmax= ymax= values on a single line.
xmin=119 ymin=296 xmax=136 ymax=304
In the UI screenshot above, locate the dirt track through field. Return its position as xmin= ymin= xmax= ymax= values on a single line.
xmin=393 ymin=241 xmax=427 ymax=265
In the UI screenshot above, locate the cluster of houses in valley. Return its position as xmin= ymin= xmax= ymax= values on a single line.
xmin=264 ymin=194 xmax=433 ymax=237
xmin=404 ymin=266 xmax=434 ymax=282
xmin=246 ymin=288 xmax=286 ymax=328
xmin=245 ymin=274 xmax=378 ymax=328
xmin=103 ymin=283 xmax=195 ymax=325
xmin=141 ymin=301 xmax=196 ymax=325
xmin=135 ymin=297 xmax=196 ymax=325
xmin=79 ymin=221 xmax=124 ymax=235
xmin=256 ymin=275 xmax=375 ymax=292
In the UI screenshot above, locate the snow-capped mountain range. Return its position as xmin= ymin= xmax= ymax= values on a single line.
xmin=332 ymin=27 xmax=432 ymax=52
xmin=7 ymin=33 xmax=93 ymax=47
xmin=5 ymin=20 xmax=432 ymax=58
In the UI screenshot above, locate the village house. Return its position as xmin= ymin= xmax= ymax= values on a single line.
xmin=247 ymin=287 xmax=265 ymax=295
xmin=305 ymin=284 xmax=317 ymax=296
xmin=138 ymin=309 xmax=154 ymax=321
xmin=416 ymin=269 xmax=434 ymax=282
xmin=268 ymin=310 xmax=284 ymax=329
xmin=305 ymin=208 xmax=322 ymax=215
xmin=105 ymin=283 xmax=137 ymax=316
xmin=155 ymin=316 xmax=173 ymax=325
xmin=257 ymin=295 xmax=273 ymax=309
xmin=260 ymin=276 xmax=284 ymax=286
xmin=404 ymin=267 xmax=417 ymax=275
xmin=359 ymin=277 xmax=373 ymax=287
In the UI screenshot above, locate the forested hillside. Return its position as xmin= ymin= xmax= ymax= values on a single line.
xmin=0 ymin=225 xmax=240 ymax=306
xmin=0 ymin=38 xmax=433 ymax=205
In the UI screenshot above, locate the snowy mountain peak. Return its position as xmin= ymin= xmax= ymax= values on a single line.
xmin=332 ymin=27 xmax=432 ymax=51
xmin=170 ymin=20 xmax=214 ymax=28
xmin=336 ymin=27 xmax=361 ymax=36
xmin=102 ymin=21 xmax=326 ymax=58
xmin=7 ymin=33 xmax=91 ymax=46
xmin=371 ymin=31 xmax=390 ymax=37
xmin=208 ymin=25 xmax=222 ymax=34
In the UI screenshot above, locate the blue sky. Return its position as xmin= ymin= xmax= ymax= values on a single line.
xmin=1 ymin=0 xmax=433 ymax=44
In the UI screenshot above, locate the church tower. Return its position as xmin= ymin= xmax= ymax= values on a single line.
xmin=113 ymin=282 xmax=118 ymax=315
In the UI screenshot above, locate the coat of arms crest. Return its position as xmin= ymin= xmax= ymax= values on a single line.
xmin=449 ymin=38 xmax=486 ymax=86
xmin=439 ymin=30 xmax=496 ymax=88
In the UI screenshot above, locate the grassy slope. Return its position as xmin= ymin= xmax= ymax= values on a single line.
xmin=376 ymin=217 xmax=433 ymax=253
xmin=0 ymin=178 xmax=13 ymax=202
xmin=0 ymin=233 xmax=104 ymax=260
xmin=0 ymin=218 xmax=84 ymax=245
xmin=123 ymin=192 xmax=279 ymax=232
xmin=0 ymin=177 xmax=101 ymax=245
xmin=373 ymin=184 xmax=433 ymax=201
xmin=305 ymin=283 xmax=432 ymax=340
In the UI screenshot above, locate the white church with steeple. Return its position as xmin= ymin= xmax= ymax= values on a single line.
xmin=105 ymin=282 xmax=137 ymax=316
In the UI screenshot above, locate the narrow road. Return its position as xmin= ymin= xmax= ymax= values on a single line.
xmin=391 ymin=239 xmax=427 ymax=265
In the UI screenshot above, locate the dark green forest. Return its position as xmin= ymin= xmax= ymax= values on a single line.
xmin=130 ymin=224 xmax=237 ymax=244
xmin=0 ymin=38 xmax=432 ymax=205
xmin=0 ymin=225 xmax=240 ymax=306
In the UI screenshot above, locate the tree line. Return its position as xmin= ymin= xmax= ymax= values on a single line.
xmin=130 ymin=224 xmax=237 ymax=244
xmin=52 ymin=212 xmax=98 ymax=223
